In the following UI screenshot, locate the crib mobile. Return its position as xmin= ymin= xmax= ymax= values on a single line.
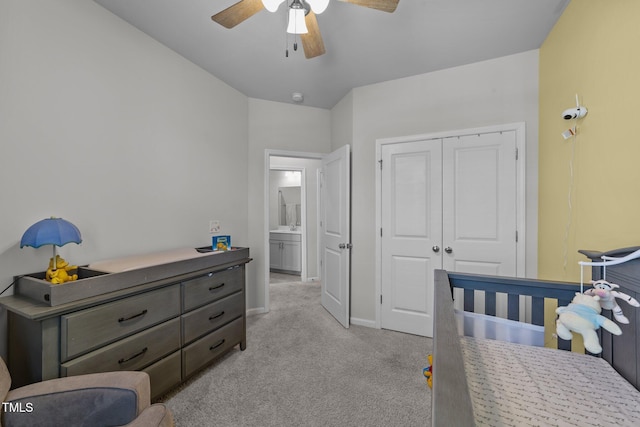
xmin=555 ymin=249 xmax=640 ymax=354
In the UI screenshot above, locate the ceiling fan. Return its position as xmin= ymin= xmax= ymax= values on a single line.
xmin=211 ymin=0 xmax=400 ymax=59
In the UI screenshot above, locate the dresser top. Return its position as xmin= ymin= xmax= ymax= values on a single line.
xmin=90 ymin=247 xmax=229 ymax=273
xmin=1 ymin=247 xmax=250 ymax=320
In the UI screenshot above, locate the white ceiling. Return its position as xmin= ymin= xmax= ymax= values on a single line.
xmin=93 ymin=0 xmax=570 ymax=109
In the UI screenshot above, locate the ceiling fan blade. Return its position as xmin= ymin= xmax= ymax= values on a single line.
xmin=301 ymin=11 xmax=326 ymax=59
xmin=211 ymin=0 xmax=265 ymax=29
xmin=340 ymin=0 xmax=399 ymax=13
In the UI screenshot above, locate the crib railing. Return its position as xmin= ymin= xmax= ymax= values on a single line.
xmin=447 ymin=272 xmax=583 ymax=350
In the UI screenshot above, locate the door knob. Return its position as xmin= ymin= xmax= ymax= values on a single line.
xmin=339 ymin=243 xmax=346 ymax=249
xmin=445 ymin=247 xmax=453 ymax=254
xmin=432 ymin=246 xmax=440 ymax=253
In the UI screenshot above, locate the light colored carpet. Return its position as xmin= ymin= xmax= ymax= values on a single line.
xmin=161 ymin=280 xmax=432 ymax=426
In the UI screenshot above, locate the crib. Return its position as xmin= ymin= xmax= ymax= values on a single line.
xmin=431 ymin=246 xmax=640 ymax=426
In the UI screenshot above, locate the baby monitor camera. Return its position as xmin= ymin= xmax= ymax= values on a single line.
xmin=562 ymin=107 xmax=588 ymax=120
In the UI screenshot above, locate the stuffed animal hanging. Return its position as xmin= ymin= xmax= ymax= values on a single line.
xmin=556 ymin=292 xmax=622 ymax=354
xmin=585 ymin=280 xmax=640 ymax=324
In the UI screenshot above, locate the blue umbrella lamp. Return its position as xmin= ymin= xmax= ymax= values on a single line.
xmin=20 ymin=217 xmax=82 ymax=282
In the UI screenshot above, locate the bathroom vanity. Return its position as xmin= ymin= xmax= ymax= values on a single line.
xmin=269 ymin=230 xmax=301 ymax=274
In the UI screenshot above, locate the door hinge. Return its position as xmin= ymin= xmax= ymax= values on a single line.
xmin=380 ymin=295 xmax=383 ymax=304
xmin=378 ymin=159 xmax=383 ymax=170
xmin=380 ymin=228 xmax=383 ymax=237
xmin=515 ymin=148 xmax=519 ymax=160
xmin=516 ymin=230 xmax=519 ymax=242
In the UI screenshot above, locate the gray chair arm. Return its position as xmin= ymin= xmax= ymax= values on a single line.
xmin=124 ymin=404 xmax=174 ymax=427
xmin=2 ymin=371 xmax=154 ymax=427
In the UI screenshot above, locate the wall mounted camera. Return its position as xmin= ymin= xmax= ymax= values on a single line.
xmin=562 ymin=106 xmax=587 ymax=120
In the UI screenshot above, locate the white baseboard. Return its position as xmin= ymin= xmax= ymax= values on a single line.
xmin=248 ymin=307 xmax=376 ymax=330
xmin=350 ymin=317 xmax=377 ymax=329
xmin=246 ymin=307 xmax=267 ymax=316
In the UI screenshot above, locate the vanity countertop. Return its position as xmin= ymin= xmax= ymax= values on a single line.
xmin=270 ymin=228 xmax=302 ymax=234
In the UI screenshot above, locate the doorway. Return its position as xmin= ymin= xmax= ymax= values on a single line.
xmin=263 ymin=150 xmax=324 ymax=313
xmin=269 ymin=168 xmax=304 ymax=280
xmin=263 ymin=147 xmax=352 ymax=329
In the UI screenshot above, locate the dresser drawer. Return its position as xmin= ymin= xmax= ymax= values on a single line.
xmin=143 ymin=350 xmax=182 ymax=401
xmin=182 ymin=291 xmax=244 ymax=345
xmin=61 ymin=317 xmax=181 ymax=377
xmin=182 ymin=317 xmax=243 ymax=378
xmin=182 ymin=266 xmax=244 ymax=311
xmin=61 ymin=284 xmax=180 ymax=361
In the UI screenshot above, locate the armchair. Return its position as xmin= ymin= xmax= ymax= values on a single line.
xmin=0 ymin=358 xmax=173 ymax=427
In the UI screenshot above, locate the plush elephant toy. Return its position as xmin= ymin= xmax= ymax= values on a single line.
xmin=556 ymin=292 xmax=622 ymax=354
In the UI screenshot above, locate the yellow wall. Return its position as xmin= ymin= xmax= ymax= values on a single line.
xmin=539 ymin=0 xmax=640 ymax=281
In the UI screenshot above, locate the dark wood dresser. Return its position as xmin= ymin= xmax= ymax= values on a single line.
xmin=0 ymin=247 xmax=250 ymax=399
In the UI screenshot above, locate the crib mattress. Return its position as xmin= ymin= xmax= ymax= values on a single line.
xmin=460 ymin=336 xmax=640 ymax=426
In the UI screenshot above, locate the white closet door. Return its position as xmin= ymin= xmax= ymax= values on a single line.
xmin=442 ymin=131 xmax=517 ymax=276
xmin=379 ymin=130 xmax=519 ymax=337
xmin=380 ymin=139 xmax=442 ymax=337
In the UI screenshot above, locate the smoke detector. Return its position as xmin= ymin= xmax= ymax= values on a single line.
xmin=292 ymin=92 xmax=304 ymax=103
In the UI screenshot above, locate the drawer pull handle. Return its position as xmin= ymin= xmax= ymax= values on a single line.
xmin=118 ymin=347 xmax=148 ymax=364
xmin=209 ymin=283 xmax=225 ymax=292
xmin=118 ymin=309 xmax=148 ymax=323
xmin=209 ymin=311 xmax=225 ymax=321
xmin=210 ymin=339 xmax=225 ymax=351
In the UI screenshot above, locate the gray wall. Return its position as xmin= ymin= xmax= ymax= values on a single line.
xmin=0 ymin=0 xmax=249 ymax=358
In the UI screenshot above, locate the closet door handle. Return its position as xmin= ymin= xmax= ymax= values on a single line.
xmin=432 ymin=246 xmax=440 ymax=253
xmin=444 ymin=247 xmax=453 ymax=254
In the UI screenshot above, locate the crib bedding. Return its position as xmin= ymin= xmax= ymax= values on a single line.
xmin=460 ymin=336 xmax=640 ymax=427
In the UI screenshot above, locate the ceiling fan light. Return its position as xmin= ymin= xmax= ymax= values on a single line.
xmin=262 ymin=0 xmax=285 ymax=13
xmin=286 ymin=8 xmax=308 ymax=34
xmin=306 ymin=0 xmax=329 ymax=14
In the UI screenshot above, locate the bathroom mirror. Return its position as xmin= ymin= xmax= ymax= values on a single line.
xmin=278 ymin=186 xmax=301 ymax=227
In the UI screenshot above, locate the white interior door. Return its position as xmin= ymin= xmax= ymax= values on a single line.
xmin=442 ymin=132 xmax=517 ymax=276
xmin=320 ymin=145 xmax=351 ymax=328
xmin=380 ymin=140 xmax=442 ymax=337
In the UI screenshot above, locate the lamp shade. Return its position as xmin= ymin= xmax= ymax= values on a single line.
xmin=306 ymin=0 xmax=329 ymax=14
xmin=287 ymin=8 xmax=308 ymax=34
xmin=20 ymin=217 xmax=82 ymax=249
xmin=262 ymin=0 xmax=285 ymax=12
